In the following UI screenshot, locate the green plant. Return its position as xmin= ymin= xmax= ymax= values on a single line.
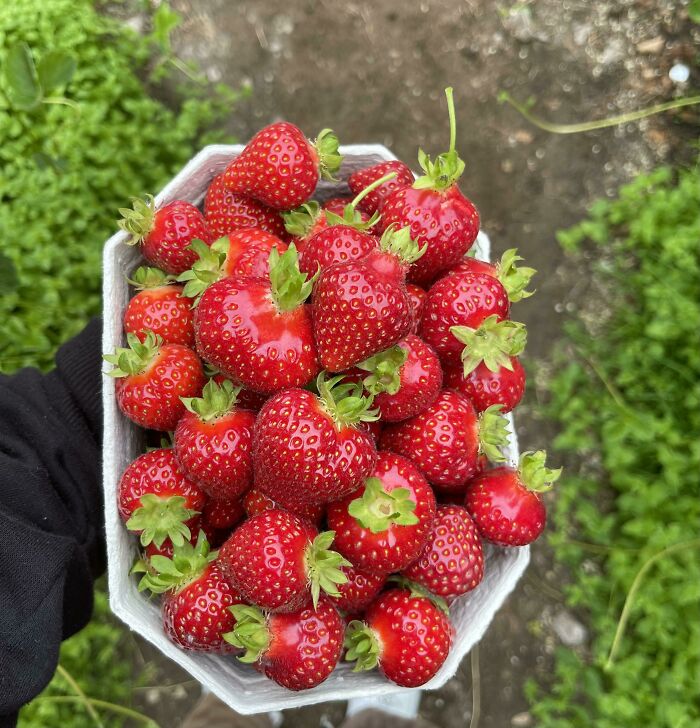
xmin=0 ymin=0 xmax=246 ymax=374
xmin=528 ymin=164 xmax=700 ymax=726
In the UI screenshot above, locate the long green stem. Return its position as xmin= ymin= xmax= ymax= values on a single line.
xmin=499 ymin=91 xmax=700 ymax=134
xmin=32 ymin=696 xmax=159 ymax=727
xmin=469 ymin=644 xmax=481 ymax=728
xmin=605 ymin=538 xmax=700 ymax=669
xmin=56 ymin=665 xmax=104 ymax=728
xmin=350 ymin=171 xmax=397 ymax=208
xmin=446 ymin=86 xmax=456 ymax=153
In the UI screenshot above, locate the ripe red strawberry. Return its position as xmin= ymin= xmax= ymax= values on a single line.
xmin=322 ymin=196 xmax=373 ymax=221
xmin=345 ymin=584 xmax=452 ymax=687
xmin=356 ymin=334 xmax=442 ymax=422
xmin=465 ymin=450 xmax=561 ymax=546
xmin=253 ymin=374 xmax=378 ymax=508
xmin=124 ymin=267 xmax=195 ymax=347
xmin=202 ymin=496 xmax=245 ymax=531
xmin=379 ymin=89 xmax=479 ymax=285
xmin=445 ymin=248 xmax=536 ymax=303
xmin=224 ymin=597 xmax=344 ymax=690
xmin=118 ymin=448 xmax=205 ymax=549
xmin=402 ymin=505 xmax=484 ymax=598
xmin=118 ymin=196 xmax=213 ymax=275
xmin=445 ymin=355 xmax=526 ymax=414
xmin=178 ymin=231 xmax=288 ymax=301
xmin=313 ymin=225 xmax=424 ymax=371
xmin=327 ymin=565 xmax=387 ymax=613
xmin=348 ymin=160 xmax=415 ymax=214
xmin=242 ymin=487 xmax=324 ymax=525
xmin=174 ymin=379 xmax=256 ymax=501
xmin=204 ymin=173 xmax=287 ymax=239
xmin=327 ymin=451 xmax=436 ymax=574
xmin=419 ymin=272 xmax=511 ymax=366
xmin=406 ymin=284 xmax=427 ymax=333
xmin=194 ymin=245 xmax=319 ymax=394
xmin=379 ymin=390 xmax=510 ymax=491
xmin=223 ymin=123 xmax=343 ymax=209
xmin=281 ymin=201 xmax=329 ymax=250
xmin=104 ymin=331 xmax=205 ymax=431
xmin=219 ymin=509 xmax=349 ymax=611
xmin=209 ymin=370 xmax=268 ymax=411
xmin=138 ymin=533 xmax=242 ymax=653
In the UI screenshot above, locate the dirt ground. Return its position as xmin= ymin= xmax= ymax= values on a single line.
xmin=126 ymin=1 xmax=699 ymax=726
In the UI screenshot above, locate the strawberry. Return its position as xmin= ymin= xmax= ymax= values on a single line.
xmin=419 ymin=272 xmax=511 ymax=366
xmin=224 ymin=597 xmax=344 ymax=690
xmin=194 ymin=245 xmax=319 ymax=394
xmin=445 ymin=355 xmax=526 ymax=414
xmin=138 ymin=533 xmax=242 ymax=653
xmin=402 ymin=504 xmax=484 ymax=598
xmin=223 ymin=123 xmax=343 ymax=209
xmin=124 ymin=267 xmax=195 ymax=347
xmin=379 ymin=390 xmax=510 ymax=491
xmin=104 ymin=331 xmax=205 ymax=431
xmin=379 ymin=89 xmax=479 ymax=285
xmin=327 ymin=565 xmax=387 ymax=614
xmin=174 ymin=379 xmax=256 ymax=501
xmin=356 ymin=334 xmax=442 ymax=422
xmin=204 ymin=173 xmax=287 ymax=239
xmin=327 ymin=451 xmax=436 ymax=574
xmin=209 ymin=370 xmax=268 ymax=411
xmin=253 ymin=374 xmax=378 ymax=508
xmin=242 ymin=487 xmax=324 ymax=525
xmin=345 ymin=583 xmax=452 ymax=687
xmin=118 ymin=196 xmax=213 ymax=275
xmin=348 ymin=160 xmax=415 ymax=215
xmin=218 ymin=509 xmax=349 ymax=611
xmin=322 ymin=196 xmax=372 ymax=221
xmin=406 ymin=284 xmax=427 ymax=333
xmin=177 ymin=232 xmax=288 ymax=301
xmin=202 ymin=496 xmax=245 ymax=531
xmin=465 ymin=450 xmax=561 ymax=546
xmin=445 ymin=248 xmax=536 ymax=303
xmin=312 ymin=225 xmax=424 ymax=371
xmin=118 ymin=447 xmax=205 ymax=550
xmin=282 ymin=201 xmax=330 ymax=251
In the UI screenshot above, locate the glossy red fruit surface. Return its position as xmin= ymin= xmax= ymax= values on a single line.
xmin=298 ymin=225 xmax=377 ymax=277
xmin=242 ymin=487 xmax=324 ymax=525
xmin=419 ymin=271 xmax=510 ymax=366
xmin=406 ymin=284 xmax=427 ymax=333
xmin=327 ymin=565 xmax=386 ymax=613
xmin=204 ymin=173 xmax=287 ymax=239
xmin=202 ymin=497 xmax=245 ymax=531
xmin=444 ymin=356 xmax=525 ymax=414
xmin=348 ymin=161 xmax=415 ymax=215
xmin=402 ymin=504 xmax=484 ymax=598
xmin=124 ymin=284 xmax=195 ymax=348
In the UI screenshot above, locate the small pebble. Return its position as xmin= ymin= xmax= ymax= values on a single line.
xmin=669 ymin=63 xmax=690 ymax=84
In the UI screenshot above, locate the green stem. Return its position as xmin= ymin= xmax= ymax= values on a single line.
xmin=498 ymin=91 xmax=700 ymax=134
xmin=42 ymin=96 xmax=80 ymax=110
xmin=469 ymin=644 xmax=480 ymax=728
xmin=32 ymin=696 xmax=159 ymax=727
xmin=446 ymin=86 xmax=456 ymax=153
xmin=55 ymin=665 xmax=105 ymax=728
xmin=605 ymin=538 xmax=700 ymax=670
xmin=350 ymin=171 xmax=397 ymax=208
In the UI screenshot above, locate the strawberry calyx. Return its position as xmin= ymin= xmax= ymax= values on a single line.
xmin=313 ymin=128 xmax=343 ymax=180
xmin=118 ymin=195 xmax=156 ymax=246
xmin=478 ymin=404 xmax=510 ymax=463
xmin=137 ymin=531 xmax=214 ymax=594
xmin=127 ymin=266 xmax=176 ymax=290
xmin=518 ymin=450 xmax=562 ymax=493
xmin=387 ymin=576 xmax=450 ymax=614
xmin=181 ymin=379 xmax=242 ymax=423
xmin=356 ymin=345 xmax=408 ymax=396
xmin=223 ymin=604 xmax=270 ymax=663
xmin=103 ymin=330 xmax=162 ymax=377
xmin=176 ymin=238 xmax=229 ymax=301
xmin=344 ymin=619 xmax=381 ymax=672
xmin=325 ymin=171 xmax=398 ymax=231
xmin=450 ymin=315 xmax=527 ymax=376
xmin=269 ymin=243 xmax=316 ymax=312
xmin=126 ymin=493 xmax=199 ymax=548
xmin=304 ymin=530 xmax=351 ymax=608
xmin=347 ymin=477 xmax=419 ymax=533
xmin=378 ymin=225 xmax=426 ymax=265
xmin=316 ymin=373 xmax=380 ymax=428
xmin=413 ymin=87 xmax=465 ymax=192
xmin=282 ymin=201 xmax=322 ymax=238
xmin=497 ymin=248 xmax=536 ymax=302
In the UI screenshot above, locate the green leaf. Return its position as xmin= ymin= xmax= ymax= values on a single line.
xmin=37 ymin=51 xmax=76 ymax=92
xmin=4 ymin=42 xmax=42 ymax=110
xmin=0 ymin=253 xmax=20 ymax=293
xmin=151 ymin=2 xmax=182 ymax=52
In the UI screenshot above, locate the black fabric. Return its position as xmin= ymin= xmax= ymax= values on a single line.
xmin=0 ymin=319 xmax=104 ymax=725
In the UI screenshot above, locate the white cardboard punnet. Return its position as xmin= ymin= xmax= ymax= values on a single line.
xmin=102 ymin=144 xmax=529 ymax=714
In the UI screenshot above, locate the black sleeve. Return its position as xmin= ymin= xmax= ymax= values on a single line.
xmin=0 ymin=318 xmax=105 ymax=726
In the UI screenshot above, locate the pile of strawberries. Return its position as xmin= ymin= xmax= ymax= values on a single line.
xmin=107 ymin=88 xmax=560 ymax=692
